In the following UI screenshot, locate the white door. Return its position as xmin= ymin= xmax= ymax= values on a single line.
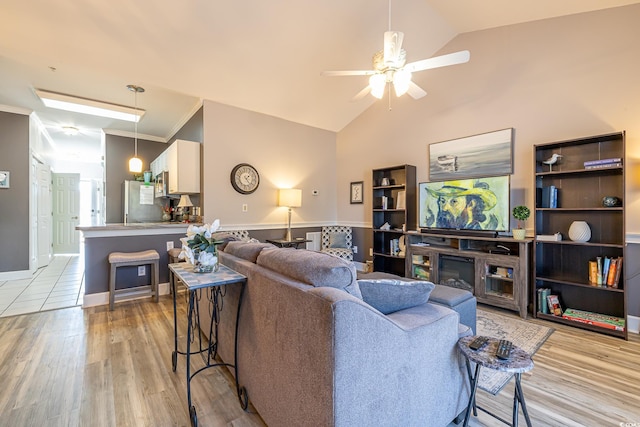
xmin=37 ymin=163 xmax=52 ymax=267
xmin=91 ymin=179 xmax=103 ymax=226
xmin=52 ymin=173 xmax=81 ymax=254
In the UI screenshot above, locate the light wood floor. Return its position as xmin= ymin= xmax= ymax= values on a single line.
xmin=0 ymin=297 xmax=638 ymax=427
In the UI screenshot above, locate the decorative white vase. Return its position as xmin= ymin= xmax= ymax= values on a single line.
xmin=568 ymin=221 xmax=591 ymax=242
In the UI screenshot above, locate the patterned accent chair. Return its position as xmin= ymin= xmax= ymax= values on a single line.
xmin=321 ymin=226 xmax=353 ymax=261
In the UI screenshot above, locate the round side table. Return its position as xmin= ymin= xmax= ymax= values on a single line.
xmin=457 ymin=335 xmax=534 ymax=427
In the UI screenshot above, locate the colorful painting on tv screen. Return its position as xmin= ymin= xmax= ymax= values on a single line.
xmin=419 ymin=176 xmax=510 ymax=232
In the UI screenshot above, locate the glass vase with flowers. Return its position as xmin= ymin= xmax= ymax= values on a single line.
xmin=179 ymin=220 xmax=224 ymax=273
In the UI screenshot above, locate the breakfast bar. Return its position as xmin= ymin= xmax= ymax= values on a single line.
xmin=77 ymin=223 xmax=193 ymax=307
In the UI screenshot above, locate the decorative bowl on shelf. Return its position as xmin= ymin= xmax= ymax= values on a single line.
xmin=602 ymin=196 xmax=622 ymax=208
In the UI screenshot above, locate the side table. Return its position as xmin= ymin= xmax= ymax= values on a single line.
xmin=457 ymin=335 xmax=534 ymax=427
xmin=169 ymin=263 xmax=248 ymax=427
xmin=266 ymin=238 xmax=310 ymax=248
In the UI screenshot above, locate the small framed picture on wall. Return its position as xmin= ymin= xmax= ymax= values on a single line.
xmin=350 ymin=181 xmax=363 ymax=204
xmin=0 ymin=171 xmax=9 ymax=189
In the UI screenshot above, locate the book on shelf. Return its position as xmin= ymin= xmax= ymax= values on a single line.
xmin=547 ymin=294 xmax=562 ymax=316
xmin=591 ymin=256 xmax=623 ymax=287
xmin=395 ymin=190 xmax=406 ymax=210
xmin=583 ymin=158 xmax=622 ymax=167
xmin=603 ymin=257 xmax=611 ymax=284
xmin=389 ymin=239 xmax=400 ymax=256
xmin=537 ymin=233 xmax=562 ymax=241
xmin=561 ymin=308 xmax=625 ymax=331
xmin=539 ymin=185 xmax=558 ymax=208
xmin=613 ymin=257 xmax=623 ymax=288
xmin=584 ymin=162 xmax=622 ymax=170
xmin=588 ymin=260 xmax=598 ymax=285
xmin=537 ymin=288 xmax=551 ymax=314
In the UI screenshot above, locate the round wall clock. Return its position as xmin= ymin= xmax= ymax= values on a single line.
xmin=230 ymin=163 xmax=260 ymax=194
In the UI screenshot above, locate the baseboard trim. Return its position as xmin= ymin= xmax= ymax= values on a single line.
xmin=0 ymin=270 xmax=32 ymax=281
xmin=627 ymin=315 xmax=640 ymax=334
xmin=82 ymin=282 xmax=171 ymax=308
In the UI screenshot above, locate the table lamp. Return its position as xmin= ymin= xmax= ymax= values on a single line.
xmin=177 ymin=194 xmax=193 ymax=221
xmin=278 ymin=189 xmax=302 ymax=241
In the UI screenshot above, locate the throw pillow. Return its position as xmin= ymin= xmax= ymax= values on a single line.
xmin=328 ymin=232 xmax=348 ymax=249
xmin=256 ymin=248 xmax=361 ymax=298
xmin=357 ymin=278 xmax=435 ymax=314
xmin=224 ymin=241 xmax=276 ymax=263
xmin=210 ymin=232 xmax=240 ymax=251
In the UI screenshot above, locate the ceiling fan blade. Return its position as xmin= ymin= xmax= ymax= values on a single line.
xmin=406 ymin=81 xmax=427 ymax=99
xmin=351 ymin=85 xmax=372 ymax=102
xmin=321 ymin=70 xmax=375 ymax=77
xmin=383 ymin=31 xmax=404 ymax=65
xmin=404 ymin=50 xmax=470 ymax=73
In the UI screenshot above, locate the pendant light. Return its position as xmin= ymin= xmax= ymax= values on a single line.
xmin=127 ymin=84 xmax=145 ymax=173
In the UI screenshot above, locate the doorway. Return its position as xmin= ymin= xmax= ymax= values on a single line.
xmin=52 ymin=173 xmax=81 ymax=254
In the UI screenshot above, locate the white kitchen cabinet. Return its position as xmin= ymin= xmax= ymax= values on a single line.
xmin=166 ymin=140 xmax=200 ymax=194
xmin=150 ymin=150 xmax=167 ymax=177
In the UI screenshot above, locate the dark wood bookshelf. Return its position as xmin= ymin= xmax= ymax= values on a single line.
xmin=371 ymin=165 xmax=416 ymax=276
xmin=533 ymin=131 xmax=627 ymax=339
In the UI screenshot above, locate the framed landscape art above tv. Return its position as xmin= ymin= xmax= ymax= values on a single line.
xmin=419 ymin=175 xmax=510 ymax=233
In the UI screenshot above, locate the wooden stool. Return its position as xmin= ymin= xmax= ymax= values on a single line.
xmin=108 ymin=249 xmax=160 ymax=310
xmin=168 ymin=247 xmax=184 ymax=295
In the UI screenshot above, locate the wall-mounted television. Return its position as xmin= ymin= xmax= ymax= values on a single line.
xmin=419 ymin=175 xmax=510 ymax=233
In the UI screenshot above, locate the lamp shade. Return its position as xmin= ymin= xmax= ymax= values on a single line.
xmin=177 ymin=194 xmax=193 ymax=208
xmin=128 ymin=156 xmax=143 ymax=173
xmin=278 ymin=189 xmax=302 ymax=208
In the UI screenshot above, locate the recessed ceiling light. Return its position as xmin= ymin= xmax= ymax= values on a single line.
xmin=35 ymin=89 xmax=145 ymax=122
xmin=61 ymin=126 xmax=79 ymax=136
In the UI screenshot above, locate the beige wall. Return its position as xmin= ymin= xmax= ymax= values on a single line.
xmin=337 ymin=4 xmax=640 ymax=235
xmin=201 ymin=100 xmax=337 ymax=229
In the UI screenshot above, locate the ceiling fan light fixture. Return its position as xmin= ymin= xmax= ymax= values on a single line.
xmin=383 ymin=31 xmax=404 ymax=66
xmin=369 ymin=74 xmax=386 ymax=99
xmin=393 ymin=69 xmax=412 ymax=97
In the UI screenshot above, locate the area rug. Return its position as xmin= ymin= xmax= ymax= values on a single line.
xmin=475 ymin=309 xmax=554 ymax=395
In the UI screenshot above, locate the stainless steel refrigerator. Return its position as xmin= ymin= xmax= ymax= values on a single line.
xmin=123 ymin=180 xmax=165 ymax=223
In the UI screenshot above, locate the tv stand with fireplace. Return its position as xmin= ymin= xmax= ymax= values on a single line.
xmin=405 ymin=231 xmax=532 ymax=318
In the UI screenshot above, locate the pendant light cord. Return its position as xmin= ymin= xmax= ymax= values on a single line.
xmin=134 ymin=88 xmax=138 ymax=157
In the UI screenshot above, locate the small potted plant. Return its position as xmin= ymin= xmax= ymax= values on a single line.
xmin=512 ymin=205 xmax=530 ymax=240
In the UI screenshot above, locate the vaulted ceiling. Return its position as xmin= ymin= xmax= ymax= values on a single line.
xmin=1 ymin=0 xmax=638 ymax=158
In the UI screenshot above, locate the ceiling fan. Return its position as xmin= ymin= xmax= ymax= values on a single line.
xmin=322 ymin=2 xmax=470 ymax=101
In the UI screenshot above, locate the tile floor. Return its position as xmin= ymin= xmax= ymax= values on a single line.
xmin=0 ymin=254 xmax=84 ymax=318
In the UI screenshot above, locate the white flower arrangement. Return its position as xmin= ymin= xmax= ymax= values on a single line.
xmin=179 ymin=219 xmax=223 ymax=266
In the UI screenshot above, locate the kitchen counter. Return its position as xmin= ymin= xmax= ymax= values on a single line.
xmin=77 ymin=222 xmax=199 ymax=238
xmin=77 ymin=223 xmax=196 ymax=306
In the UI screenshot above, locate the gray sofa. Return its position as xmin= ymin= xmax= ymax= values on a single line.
xmin=198 ymin=242 xmax=475 ymax=427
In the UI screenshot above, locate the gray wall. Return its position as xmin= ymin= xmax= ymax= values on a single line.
xmin=169 ymin=106 xmax=203 ymax=143
xmin=105 ymin=134 xmax=167 ymax=223
xmin=626 ymin=243 xmax=640 ymax=321
xmin=0 ymin=111 xmax=30 ymax=273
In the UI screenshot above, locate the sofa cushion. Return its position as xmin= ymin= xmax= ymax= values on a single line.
xmin=256 ymin=248 xmax=361 ymax=298
xmin=224 ymin=241 xmax=275 ymax=263
xmin=357 ymin=278 xmax=435 ymax=314
xmin=328 ymin=232 xmax=348 ymax=248
xmin=211 ymin=232 xmax=241 ymax=251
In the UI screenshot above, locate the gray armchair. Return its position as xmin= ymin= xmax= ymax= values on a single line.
xmin=320 ymin=226 xmax=353 ymax=261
